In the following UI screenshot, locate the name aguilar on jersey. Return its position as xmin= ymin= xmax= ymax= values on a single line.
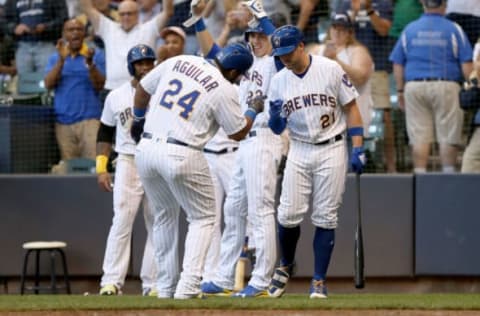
xmin=172 ymin=59 xmax=219 ymax=92
xmin=283 ymin=93 xmax=336 ymax=117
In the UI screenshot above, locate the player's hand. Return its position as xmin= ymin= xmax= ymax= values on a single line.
xmin=97 ymin=172 xmax=113 ymax=192
xmin=351 ymin=147 xmax=366 ymax=174
xmin=130 ymin=116 xmax=145 ymax=144
xmin=249 ymin=95 xmax=266 ymax=114
xmin=269 ymin=99 xmax=283 ymax=117
xmin=191 ymin=0 xmax=207 ymax=16
xmin=183 ymin=0 xmax=208 ymax=27
xmin=242 ymin=0 xmax=267 ymax=19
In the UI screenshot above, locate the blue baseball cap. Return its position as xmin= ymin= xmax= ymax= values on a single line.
xmin=270 ymin=25 xmax=304 ymax=57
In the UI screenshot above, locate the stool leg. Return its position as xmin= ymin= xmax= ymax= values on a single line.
xmin=50 ymin=250 xmax=57 ymax=294
xmin=58 ymin=249 xmax=71 ymax=294
xmin=20 ymin=250 xmax=32 ymax=295
xmin=34 ymin=250 xmax=40 ymax=294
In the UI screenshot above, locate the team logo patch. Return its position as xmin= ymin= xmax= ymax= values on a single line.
xmin=342 ymin=73 xmax=353 ymax=88
xmin=273 ymin=36 xmax=281 ymax=48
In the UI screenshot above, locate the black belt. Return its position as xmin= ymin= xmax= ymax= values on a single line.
xmin=315 ymin=134 xmax=343 ymax=146
xmin=248 ymin=130 xmax=257 ymax=137
xmin=167 ymin=137 xmax=192 ymax=148
xmin=203 ymin=147 xmax=239 ymax=154
xmin=142 ymin=132 xmax=153 ymax=139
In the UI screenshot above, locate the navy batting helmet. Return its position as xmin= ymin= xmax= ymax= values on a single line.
xmin=271 ymin=25 xmax=304 ymax=57
xmin=244 ymin=24 xmax=267 ymax=42
xmin=127 ymin=44 xmax=156 ymax=76
xmin=215 ymin=43 xmax=253 ymax=74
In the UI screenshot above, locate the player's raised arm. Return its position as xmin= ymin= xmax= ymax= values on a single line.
xmin=187 ymin=0 xmax=218 ymax=58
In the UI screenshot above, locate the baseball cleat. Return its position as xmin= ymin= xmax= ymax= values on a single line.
xmin=309 ymin=279 xmax=328 ymax=299
xmin=200 ymin=281 xmax=233 ymax=296
xmin=267 ymin=267 xmax=290 ymax=297
xmin=242 ymin=0 xmax=267 ymax=19
xmin=232 ymin=285 xmax=268 ymax=298
xmin=99 ymin=284 xmax=120 ymax=296
xmin=142 ymin=287 xmax=158 ymax=297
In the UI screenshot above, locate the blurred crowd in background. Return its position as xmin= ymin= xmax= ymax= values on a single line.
xmin=0 ymin=0 xmax=479 ymax=174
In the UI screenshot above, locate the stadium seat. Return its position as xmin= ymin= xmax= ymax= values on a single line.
xmin=20 ymin=241 xmax=71 ymax=295
xmin=65 ymin=158 xmax=96 ymax=174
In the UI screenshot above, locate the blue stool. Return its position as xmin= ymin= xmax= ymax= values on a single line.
xmin=20 ymin=241 xmax=71 ymax=294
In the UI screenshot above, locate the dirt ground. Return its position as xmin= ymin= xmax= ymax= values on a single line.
xmin=1 ymin=310 xmax=479 ymax=316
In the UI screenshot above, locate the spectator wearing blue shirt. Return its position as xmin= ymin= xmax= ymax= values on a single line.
xmin=44 ymin=18 xmax=106 ymax=164
xmin=389 ymin=0 xmax=473 ymax=173
xmin=336 ymin=0 xmax=397 ymax=173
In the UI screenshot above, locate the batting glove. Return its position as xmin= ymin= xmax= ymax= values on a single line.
xmin=351 ymin=147 xmax=366 ymax=174
xmin=268 ymin=99 xmax=287 ymax=134
xmin=130 ymin=116 xmax=145 ymax=144
xmin=242 ymin=0 xmax=267 ymax=19
xmin=269 ymin=99 xmax=283 ymax=117
xmin=183 ymin=0 xmax=207 ymax=27
xmin=249 ymin=95 xmax=267 ymax=114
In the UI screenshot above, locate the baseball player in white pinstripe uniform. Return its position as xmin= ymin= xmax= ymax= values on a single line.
xmin=190 ymin=0 xmax=285 ymax=297
xmin=266 ymin=25 xmax=366 ymax=298
xmin=202 ymin=127 xmax=239 ymax=283
xmin=95 ymin=44 xmax=158 ymax=296
xmin=131 ymin=44 xmax=263 ymax=299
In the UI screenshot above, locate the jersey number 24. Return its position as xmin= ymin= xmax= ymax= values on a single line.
xmin=160 ymin=79 xmax=200 ymax=120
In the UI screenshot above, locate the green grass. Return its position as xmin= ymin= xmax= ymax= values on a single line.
xmin=1 ymin=294 xmax=480 ymax=311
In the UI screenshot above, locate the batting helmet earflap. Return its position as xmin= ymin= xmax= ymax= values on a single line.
xmin=215 ymin=43 xmax=253 ymax=75
xmin=127 ymin=44 xmax=156 ymax=76
xmin=270 ymin=25 xmax=304 ymax=57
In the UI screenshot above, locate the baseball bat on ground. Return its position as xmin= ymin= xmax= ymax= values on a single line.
xmin=234 ymin=236 xmax=249 ymax=291
xmin=354 ymin=173 xmax=365 ymax=289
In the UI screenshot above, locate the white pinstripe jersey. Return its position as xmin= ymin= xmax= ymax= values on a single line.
xmin=100 ymin=81 xmax=138 ymax=155
xmin=268 ymin=55 xmax=359 ymax=143
xmin=140 ymin=55 xmax=246 ymax=148
xmin=239 ymin=55 xmax=278 ymax=129
xmin=205 ymin=85 xmax=240 ymax=151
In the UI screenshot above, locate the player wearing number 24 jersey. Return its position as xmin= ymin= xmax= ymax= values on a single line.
xmin=132 ymin=44 xmax=263 ymax=299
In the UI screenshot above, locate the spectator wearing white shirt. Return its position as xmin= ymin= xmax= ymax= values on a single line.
xmin=79 ymin=0 xmax=173 ymax=91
